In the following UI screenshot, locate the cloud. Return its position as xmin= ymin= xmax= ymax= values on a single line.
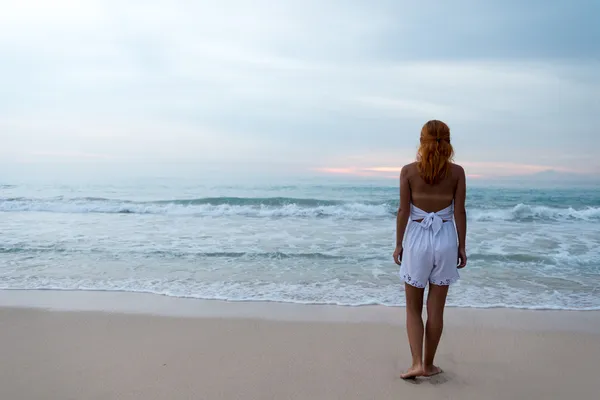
xmin=26 ymin=151 xmax=115 ymax=160
xmin=0 ymin=0 xmax=598 ymax=177
xmin=315 ymin=160 xmax=586 ymax=180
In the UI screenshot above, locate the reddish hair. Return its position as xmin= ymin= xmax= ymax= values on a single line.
xmin=416 ymin=120 xmax=454 ymax=184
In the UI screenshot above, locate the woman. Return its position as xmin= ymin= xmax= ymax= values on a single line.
xmin=393 ymin=119 xmax=467 ymax=379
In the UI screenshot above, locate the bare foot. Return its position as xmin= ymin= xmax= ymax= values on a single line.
xmin=400 ymin=365 xmax=423 ymax=380
xmin=423 ymin=365 xmax=443 ymax=377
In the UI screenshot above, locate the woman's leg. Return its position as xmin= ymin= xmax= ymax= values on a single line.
xmin=401 ymin=283 xmax=426 ymax=379
xmin=423 ymin=283 xmax=449 ymax=376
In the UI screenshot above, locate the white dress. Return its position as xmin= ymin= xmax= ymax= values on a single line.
xmin=399 ymin=203 xmax=460 ymax=288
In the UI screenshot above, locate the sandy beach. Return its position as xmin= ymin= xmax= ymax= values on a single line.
xmin=1 ymin=291 xmax=600 ymax=400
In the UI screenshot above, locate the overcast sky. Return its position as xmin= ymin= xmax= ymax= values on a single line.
xmin=1 ymin=0 xmax=599 ymax=180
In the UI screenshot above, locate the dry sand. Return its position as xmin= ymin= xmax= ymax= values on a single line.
xmin=1 ymin=292 xmax=600 ymax=400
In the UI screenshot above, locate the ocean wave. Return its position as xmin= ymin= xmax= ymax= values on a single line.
xmin=155 ymin=197 xmax=345 ymax=207
xmin=3 ymin=245 xmax=598 ymax=268
xmin=0 ymin=246 xmax=351 ymax=260
xmin=470 ymin=203 xmax=600 ymax=222
xmin=4 ymin=196 xmax=345 ymax=207
xmin=1 ymin=197 xmax=599 ymax=221
xmin=0 ymin=197 xmax=391 ymax=219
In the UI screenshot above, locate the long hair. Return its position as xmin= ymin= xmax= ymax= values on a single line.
xmin=416 ymin=120 xmax=454 ymax=184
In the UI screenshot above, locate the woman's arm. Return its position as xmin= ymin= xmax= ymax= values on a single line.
xmin=395 ymin=166 xmax=411 ymax=248
xmin=454 ymin=165 xmax=467 ymax=267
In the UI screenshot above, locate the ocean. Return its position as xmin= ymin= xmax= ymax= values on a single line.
xmin=1 ymin=178 xmax=599 ymax=310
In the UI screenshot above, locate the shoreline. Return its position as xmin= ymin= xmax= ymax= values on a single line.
xmin=2 ymin=287 xmax=600 ymax=311
xmin=2 ymin=289 xmax=600 ymax=333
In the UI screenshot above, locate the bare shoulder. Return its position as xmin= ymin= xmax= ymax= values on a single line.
xmin=400 ymin=162 xmax=418 ymax=177
xmin=451 ymin=163 xmax=465 ymax=178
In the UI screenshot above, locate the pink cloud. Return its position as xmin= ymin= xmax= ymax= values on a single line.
xmin=315 ymin=167 xmax=381 ymax=177
xmin=315 ymin=160 xmax=586 ymax=179
xmin=459 ymin=161 xmax=577 ymax=176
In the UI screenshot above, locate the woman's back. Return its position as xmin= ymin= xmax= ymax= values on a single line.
xmin=404 ymin=162 xmax=463 ymax=213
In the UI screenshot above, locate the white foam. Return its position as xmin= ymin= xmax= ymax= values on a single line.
xmin=3 ymin=198 xmax=599 ymax=222
xmin=0 ymin=199 xmax=392 ymax=219
xmin=1 ymin=275 xmax=599 ymax=311
xmin=470 ymin=204 xmax=600 ymax=222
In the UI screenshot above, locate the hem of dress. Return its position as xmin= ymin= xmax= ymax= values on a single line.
xmin=399 ymin=272 xmax=460 ymax=288
xmin=428 ymin=275 xmax=460 ymax=286
xmin=399 ymin=273 xmax=427 ymax=289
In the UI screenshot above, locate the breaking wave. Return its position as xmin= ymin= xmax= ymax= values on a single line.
xmin=1 ymin=197 xmax=599 ymax=221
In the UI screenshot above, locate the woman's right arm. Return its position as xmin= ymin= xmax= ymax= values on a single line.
xmin=393 ymin=166 xmax=411 ymax=265
xmin=454 ymin=165 xmax=467 ymax=268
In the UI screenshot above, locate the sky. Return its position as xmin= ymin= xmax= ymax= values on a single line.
xmin=1 ymin=0 xmax=599 ymax=181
